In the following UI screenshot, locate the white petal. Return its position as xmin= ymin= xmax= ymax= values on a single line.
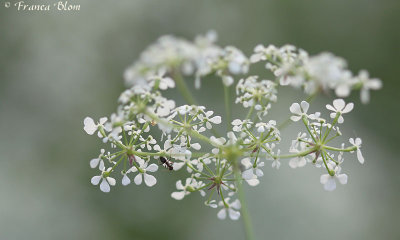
xmin=91 ymin=175 xmax=101 ymax=185
xmin=289 ymin=103 xmax=302 ymax=115
xmin=107 ymin=177 xmax=116 ymax=186
xmin=255 ymin=169 xmax=264 ymax=177
xmin=246 ymin=178 xmax=260 ymax=186
xmin=100 ymin=178 xmax=110 ymax=192
xmin=98 ymin=161 xmax=105 ymax=170
xmin=320 ymin=174 xmax=330 ymax=184
xmin=231 ymin=199 xmax=241 ymax=209
xmin=335 ymin=84 xmax=351 ymax=97
xmin=337 ymin=116 xmax=344 ymax=124
xmin=144 ymin=174 xmax=157 ymax=187
xmin=324 ymin=178 xmax=336 ymax=191
xmin=326 ymin=104 xmax=336 ymax=112
xmin=83 ymin=117 xmax=96 ymax=135
xmin=228 ymin=209 xmax=241 ymax=220
xmin=360 ymin=88 xmax=369 ymax=104
xmin=342 ymin=103 xmax=354 ymax=113
xmin=241 ymin=158 xmax=252 ymax=168
xmin=146 ymin=164 xmax=158 ymax=172
xmin=90 ymin=158 xmax=100 ymax=168
xmin=242 ymin=169 xmax=254 ymax=180
xmin=184 ymin=178 xmax=192 ymax=186
xmin=357 ymin=149 xmax=365 ymax=164
xmin=232 ymin=119 xmax=242 ymax=125
xmin=191 ymin=143 xmax=201 ymax=150
xmin=134 ymin=174 xmax=142 ymax=185
xmin=367 ymin=79 xmax=382 ymax=89
xmin=99 ymin=117 xmax=107 ymax=125
xmin=333 ymin=99 xmax=345 ymax=111
xmin=250 ymin=54 xmax=262 ymax=63
xmin=290 ymin=116 xmax=302 ymax=122
xmin=153 ymin=144 xmax=161 ymax=151
xmin=289 ymin=158 xmax=298 ymax=169
xmin=298 ymin=158 xmax=306 ymax=167
xmin=210 ymin=116 xmax=222 ymax=124
xmin=176 ymin=180 xmax=184 ymax=190
xmin=300 ymin=101 xmax=309 ymax=113
xmin=337 ymin=174 xmax=348 ymax=185
xmin=122 ymin=175 xmax=131 ymax=186
xmin=171 ymin=191 xmax=185 ymax=200
xmin=173 ymin=162 xmax=185 ymax=171
xmin=217 ymin=209 xmax=227 ymax=220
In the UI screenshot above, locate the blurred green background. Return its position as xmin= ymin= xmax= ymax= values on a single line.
xmin=1 ymin=0 xmax=399 ymax=239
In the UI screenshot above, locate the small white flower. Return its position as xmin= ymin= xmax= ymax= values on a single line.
xmin=169 ymin=145 xmax=193 ymax=171
xmin=139 ymin=135 xmax=157 ymax=150
xmin=148 ymin=69 xmax=175 ymax=90
xmin=91 ymin=167 xmax=116 ymax=193
xmin=171 ymin=178 xmax=196 ymax=200
xmin=288 ymin=155 xmax=307 ymax=168
xmin=268 ymin=149 xmax=281 ymax=169
xmin=205 ymin=200 xmax=218 ymax=208
xmin=226 ymin=131 xmax=238 ymax=145
xmin=271 ymin=158 xmax=280 ymax=169
xmin=222 ymin=75 xmax=234 ymax=86
xmin=231 ymin=119 xmax=252 ymax=132
xmin=90 ymin=149 xmax=106 ymax=170
xmin=217 ymin=198 xmax=241 ymax=220
xmin=289 ymin=101 xmax=309 ymax=122
xmin=153 ymin=96 xmax=176 ymax=117
xmin=121 ymin=165 xmax=139 ymax=186
xmin=290 ymin=132 xmax=307 ymax=150
xmin=255 ymin=120 xmax=277 ymax=133
xmin=84 ymin=117 xmax=107 ymax=135
xmin=241 ymin=158 xmax=264 ymax=184
xmin=356 ymin=70 xmax=382 ymax=104
xmin=349 ymin=137 xmax=364 ymax=164
xmin=326 ymin=99 xmax=354 ymax=123
xmin=320 ymin=170 xmax=348 ymax=191
xmin=130 ymin=158 xmax=158 ymax=187
xmin=198 ymin=111 xmax=222 ymax=129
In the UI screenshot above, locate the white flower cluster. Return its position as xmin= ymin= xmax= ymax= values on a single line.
xmin=84 ymin=32 xmax=380 ymax=221
xmin=251 ymin=44 xmax=382 ymax=103
xmin=124 ymin=31 xmax=249 ymax=89
xmin=236 ymin=76 xmax=277 ymax=119
xmin=288 ymin=99 xmax=364 ymax=191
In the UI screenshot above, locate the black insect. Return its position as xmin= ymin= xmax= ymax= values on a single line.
xmin=159 ymin=156 xmax=174 ymax=171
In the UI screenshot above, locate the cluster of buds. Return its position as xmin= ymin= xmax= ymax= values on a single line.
xmin=84 ymin=31 xmax=381 ymax=220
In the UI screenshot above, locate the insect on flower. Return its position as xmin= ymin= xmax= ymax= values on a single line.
xmin=159 ymin=156 xmax=174 ymax=171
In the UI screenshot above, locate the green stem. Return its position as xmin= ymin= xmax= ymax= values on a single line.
xmin=302 ymin=117 xmax=318 ymax=143
xmin=271 ymin=146 xmax=317 ymax=159
xmin=187 ymin=162 xmax=212 ymax=178
xmin=245 ymin=104 xmax=255 ymax=121
xmin=323 ymin=145 xmax=356 ymax=152
xmin=320 ymin=151 xmax=332 ymax=174
xmin=233 ymin=162 xmax=255 ymax=240
xmin=224 ymin=85 xmax=232 ymax=130
xmin=173 ymin=70 xmax=196 ymax=105
xmin=322 ymin=113 xmax=340 ymax=142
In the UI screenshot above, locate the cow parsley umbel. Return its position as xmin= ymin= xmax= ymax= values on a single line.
xmin=83 ymin=31 xmax=381 ymax=240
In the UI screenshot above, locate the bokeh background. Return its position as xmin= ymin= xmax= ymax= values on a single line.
xmin=1 ymin=0 xmax=399 ymax=239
